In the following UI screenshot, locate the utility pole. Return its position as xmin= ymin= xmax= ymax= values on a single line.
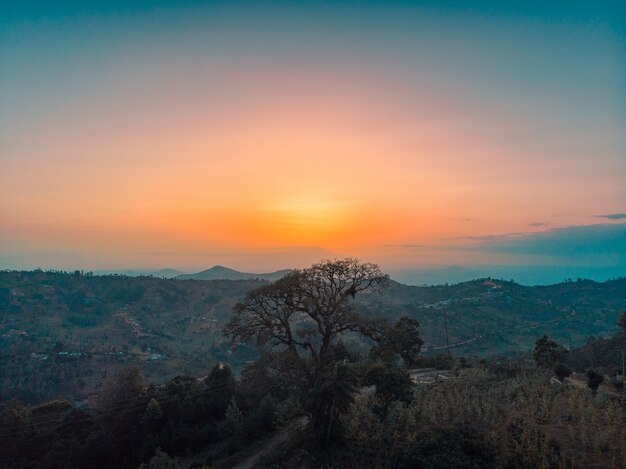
xmin=443 ymin=309 xmax=451 ymax=356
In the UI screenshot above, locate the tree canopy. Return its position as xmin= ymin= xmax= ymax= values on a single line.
xmin=223 ymin=258 xmax=391 ymax=439
xmin=533 ymin=334 xmax=568 ymax=368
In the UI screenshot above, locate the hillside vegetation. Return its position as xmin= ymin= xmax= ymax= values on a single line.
xmin=1 ymin=270 xmax=624 ymax=403
xmin=0 ymin=262 xmax=624 ymax=469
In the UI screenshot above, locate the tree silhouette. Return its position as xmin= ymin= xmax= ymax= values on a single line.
xmin=363 ymin=362 xmax=413 ymax=417
xmin=371 ymin=316 xmax=424 ymax=366
xmin=553 ymin=363 xmax=571 ymax=382
xmin=533 ymin=335 xmax=568 ymax=368
xmin=586 ymin=369 xmax=603 ymax=394
xmin=224 ymin=258 xmax=389 ymax=440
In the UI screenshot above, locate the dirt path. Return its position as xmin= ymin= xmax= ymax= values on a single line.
xmin=230 ymin=416 xmax=308 ymax=469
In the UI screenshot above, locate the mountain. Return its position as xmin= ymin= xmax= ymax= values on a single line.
xmin=176 ymin=265 xmax=291 ymax=281
xmin=1 ymin=270 xmax=624 ymax=404
xmin=372 ymin=278 xmax=625 ymax=357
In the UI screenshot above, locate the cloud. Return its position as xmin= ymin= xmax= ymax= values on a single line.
xmin=385 ymin=224 xmax=626 ymax=270
xmin=529 ymin=222 xmax=548 ymax=228
xmin=594 ymin=213 xmax=626 ymax=220
xmin=477 ymin=223 xmax=626 ymax=261
xmin=384 ymin=244 xmax=425 ymax=248
xmin=450 ymin=233 xmax=526 ymax=242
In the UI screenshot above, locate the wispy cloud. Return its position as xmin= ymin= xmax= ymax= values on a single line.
xmin=384 ymin=244 xmax=425 ymax=249
xmin=449 ymin=233 xmax=526 ymax=242
xmin=594 ymin=213 xmax=626 ymax=220
xmin=529 ymin=222 xmax=548 ymax=228
xmin=477 ymin=223 xmax=626 ymax=260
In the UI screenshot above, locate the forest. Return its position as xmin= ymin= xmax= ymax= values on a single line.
xmin=0 ymin=259 xmax=624 ymax=468
xmin=1 ymin=268 xmax=624 ymax=405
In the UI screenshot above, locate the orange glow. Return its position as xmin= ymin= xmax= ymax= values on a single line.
xmin=1 ymin=57 xmax=624 ymax=271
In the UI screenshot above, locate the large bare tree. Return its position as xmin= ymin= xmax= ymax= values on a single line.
xmin=223 ymin=258 xmax=389 ymax=438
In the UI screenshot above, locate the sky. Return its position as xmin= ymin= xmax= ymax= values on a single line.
xmin=1 ymin=1 xmax=625 ymax=275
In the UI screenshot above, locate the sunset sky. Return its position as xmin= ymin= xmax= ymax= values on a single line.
xmin=1 ymin=1 xmax=625 ymax=274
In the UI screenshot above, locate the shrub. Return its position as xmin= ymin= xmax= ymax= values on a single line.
xmin=586 ymin=369 xmax=604 ymax=394
xmin=399 ymin=426 xmax=498 ymax=469
xmin=554 ymin=363 xmax=571 ymax=381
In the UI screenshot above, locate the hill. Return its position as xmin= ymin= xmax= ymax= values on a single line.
xmin=566 ymin=332 xmax=626 ymax=372
xmin=372 ymin=277 xmax=625 ymax=357
xmin=151 ymin=268 xmax=185 ymax=278
xmin=0 ymin=270 xmax=624 ymax=403
xmin=176 ymin=265 xmax=292 ymax=281
xmin=390 ymin=265 xmax=626 ymax=286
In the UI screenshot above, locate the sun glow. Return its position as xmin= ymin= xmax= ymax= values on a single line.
xmin=244 ymin=196 xmax=355 ymax=246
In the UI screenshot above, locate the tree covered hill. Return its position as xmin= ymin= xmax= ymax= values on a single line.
xmin=0 ymin=270 xmax=261 ymax=403
xmin=372 ymin=277 xmax=625 ymax=356
xmin=0 ymin=270 xmax=624 ymax=403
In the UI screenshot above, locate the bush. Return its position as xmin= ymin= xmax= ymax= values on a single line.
xmin=533 ymin=335 xmax=567 ymax=368
xmin=399 ymin=426 xmax=498 ymax=469
xmin=554 ymin=363 xmax=571 ymax=381
xmin=586 ymin=369 xmax=604 ymax=394
xmin=139 ymin=448 xmax=180 ymax=469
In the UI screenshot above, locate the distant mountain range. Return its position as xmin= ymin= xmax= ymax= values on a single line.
xmin=90 ymin=266 xmax=291 ymax=281
xmin=151 ymin=268 xmax=185 ymax=278
xmin=92 ymin=268 xmax=184 ymax=278
xmin=388 ymin=265 xmax=626 ymax=286
xmin=52 ymin=264 xmax=626 ymax=285
xmin=176 ymin=265 xmax=292 ymax=281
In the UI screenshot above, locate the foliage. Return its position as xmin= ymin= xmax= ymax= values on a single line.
xmin=363 ymin=362 xmax=413 ymax=416
xmin=224 ymin=258 xmax=390 ymax=440
xmin=370 ymin=316 xmax=424 ymax=366
xmin=554 ymin=363 xmax=572 ymax=381
xmin=220 ymin=398 xmax=245 ymax=452
xmin=1 ymin=349 xmax=625 ymax=468
xmin=204 ymin=363 xmax=236 ymax=420
xmin=1 ymin=268 xmax=625 ymax=468
xmin=243 ymin=394 xmax=276 ymax=440
xmin=533 ymin=334 xmax=568 ymax=368
xmin=1 ymin=270 xmax=624 ymax=404
xmin=586 ymin=369 xmax=604 ymax=394
xmin=138 ymin=448 xmax=180 ymax=469
xmin=0 ymin=360 xmax=278 ymax=468
xmin=338 ymin=366 xmax=625 ymax=469
xmin=399 ymin=426 xmax=498 ymax=469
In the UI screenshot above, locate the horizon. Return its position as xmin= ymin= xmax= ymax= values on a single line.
xmin=1 ymin=1 xmax=625 ymax=273
xmin=3 ymin=261 xmax=625 ymax=287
